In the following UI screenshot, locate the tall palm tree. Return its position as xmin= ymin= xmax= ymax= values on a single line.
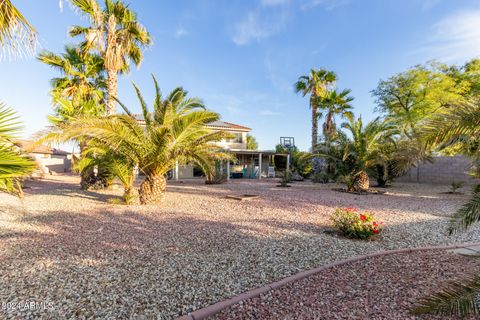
xmin=39 ymin=45 xmax=107 ymax=188
xmin=295 ymin=68 xmax=337 ymax=151
xmin=413 ymin=99 xmax=480 ymax=317
xmin=40 ymin=76 xmax=229 ymax=204
xmin=68 ymin=0 xmax=151 ymax=115
xmin=317 ymin=88 xmax=354 ymax=139
xmin=0 ymin=103 xmax=36 ymax=195
xmin=0 ymin=0 xmax=37 ymax=60
xmin=38 ymin=45 xmax=106 ymax=110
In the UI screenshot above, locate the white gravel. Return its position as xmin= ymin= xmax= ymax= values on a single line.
xmin=0 ymin=175 xmax=479 ymax=319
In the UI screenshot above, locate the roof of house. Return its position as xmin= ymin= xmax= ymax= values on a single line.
xmin=132 ymin=114 xmax=251 ymax=132
xmin=205 ymin=120 xmax=251 ymax=132
xmin=16 ymin=140 xmax=70 ymax=155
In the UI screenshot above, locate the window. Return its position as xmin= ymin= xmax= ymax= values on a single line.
xmin=227 ymin=132 xmax=243 ymax=143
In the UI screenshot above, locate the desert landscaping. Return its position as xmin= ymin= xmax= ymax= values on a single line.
xmin=1 ymin=176 xmax=479 ymax=319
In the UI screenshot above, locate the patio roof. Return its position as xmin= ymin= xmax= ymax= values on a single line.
xmin=227 ymin=149 xmax=288 ymax=156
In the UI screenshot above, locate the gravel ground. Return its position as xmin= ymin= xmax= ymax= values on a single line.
xmin=213 ymin=250 xmax=480 ymax=320
xmin=0 ymin=175 xmax=479 ymax=319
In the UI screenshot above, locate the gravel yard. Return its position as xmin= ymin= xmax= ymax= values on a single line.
xmin=213 ymin=250 xmax=480 ymax=320
xmin=1 ymin=175 xmax=479 ymax=319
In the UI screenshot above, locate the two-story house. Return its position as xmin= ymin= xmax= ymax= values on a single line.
xmin=133 ymin=114 xmax=289 ymax=179
xmin=172 ymin=120 xmax=289 ymax=180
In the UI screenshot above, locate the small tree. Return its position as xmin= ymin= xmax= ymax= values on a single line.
xmin=246 ymin=134 xmax=258 ymax=150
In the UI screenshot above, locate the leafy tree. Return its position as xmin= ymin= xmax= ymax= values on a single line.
xmin=290 ymin=151 xmax=313 ymax=178
xmin=69 ymin=0 xmax=151 ymax=114
xmin=275 ymin=144 xmax=298 ymax=153
xmin=246 ymin=134 xmax=258 ymax=150
xmin=0 ymin=0 xmax=36 ymax=60
xmin=295 ymin=68 xmax=336 ymax=151
xmin=372 ymin=61 xmax=470 ymax=140
xmin=40 ymin=76 xmax=229 ymax=204
xmin=0 ymin=103 xmax=36 ymax=195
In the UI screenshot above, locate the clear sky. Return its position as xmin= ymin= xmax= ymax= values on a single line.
xmin=2 ymin=0 xmax=480 ymax=150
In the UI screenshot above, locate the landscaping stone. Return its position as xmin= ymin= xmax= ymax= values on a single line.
xmin=1 ymin=175 xmax=479 ymax=319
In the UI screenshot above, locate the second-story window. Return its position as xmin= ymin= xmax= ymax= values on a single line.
xmin=227 ymin=132 xmax=243 ymax=143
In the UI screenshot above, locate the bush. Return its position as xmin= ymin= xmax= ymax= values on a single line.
xmin=312 ymin=171 xmax=330 ymax=183
xmin=330 ymin=207 xmax=383 ymax=239
xmin=278 ymin=169 xmax=292 ymax=187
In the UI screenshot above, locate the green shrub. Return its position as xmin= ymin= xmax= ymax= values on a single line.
xmin=278 ymin=169 xmax=292 ymax=187
xmin=330 ymin=207 xmax=383 ymax=239
xmin=450 ymin=181 xmax=464 ymax=193
xmin=312 ymin=171 xmax=330 ymax=183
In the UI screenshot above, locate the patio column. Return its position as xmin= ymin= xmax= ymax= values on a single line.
xmin=286 ymin=154 xmax=290 ymax=170
xmin=174 ymin=161 xmax=179 ymax=180
xmin=226 ymin=160 xmax=230 ymax=180
xmin=258 ymin=153 xmax=262 ymax=180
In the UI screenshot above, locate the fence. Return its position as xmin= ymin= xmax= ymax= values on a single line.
xmin=396 ymin=156 xmax=478 ymax=184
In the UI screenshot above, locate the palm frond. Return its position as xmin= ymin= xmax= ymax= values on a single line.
xmin=448 ymin=185 xmax=480 ymax=234
xmin=412 ymin=274 xmax=480 ymax=317
xmin=0 ymin=0 xmax=37 ymax=60
xmin=0 ymin=102 xmax=22 ymax=140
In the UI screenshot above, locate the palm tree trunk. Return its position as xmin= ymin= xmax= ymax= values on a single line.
xmin=123 ymin=186 xmax=138 ymax=205
xmin=79 ymin=140 xmax=89 ymax=188
xmin=106 ymin=69 xmax=118 ymax=115
xmin=311 ymin=96 xmax=318 ymax=151
xmin=139 ymin=174 xmax=166 ymax=205
xmin=323 ymin=111 xmax=334 ymax=138
xmin=354 ymin=170 xmax=370 ymax=191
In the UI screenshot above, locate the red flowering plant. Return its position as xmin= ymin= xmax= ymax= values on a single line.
xmin=330 ymin=207 xmax=384 ymax=239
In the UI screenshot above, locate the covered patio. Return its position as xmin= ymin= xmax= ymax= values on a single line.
xmin=223 ymin=150 xmax=290 ymax=180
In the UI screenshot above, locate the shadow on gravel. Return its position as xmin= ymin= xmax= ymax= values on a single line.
xmin=23 ymin=178 xmax=123 ymax=203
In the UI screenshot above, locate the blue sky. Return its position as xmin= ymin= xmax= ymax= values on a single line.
xmin=2 ymin=0 xmax=480 ymax=150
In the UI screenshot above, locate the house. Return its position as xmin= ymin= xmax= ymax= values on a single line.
xmin=16 ymin=140 xmax=74 ymax=174
xmin=133 ymin=115 xmax=289 ymax=179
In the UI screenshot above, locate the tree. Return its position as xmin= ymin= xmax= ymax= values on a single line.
xmin=317 ymin=88 xmax=354 ymax=139
xmin=246 ymin=134 xmax=258 ymax=150
xmin=0 ymin=0 xmax=37 ymax=60
xmin=38 ymin=45 xmax=106 ymax=112
xmin=40 ymin=76 xmax=229 ymax=204
xmin=372 ymin=61 xmax=470 ymax=140
xmin=69 ymin=0 xmax=151 ymax=115
xmin=295 ymin=68 xmax=336 ymax=151
xmin=38 ymin=45 xmax=107 ymax=188
xmin=413 ymin=99 xmax=480 ymax=317
xmin=0 ymin=103 xmax=36 ymax=195
xmin=321 ymin=115 xmax=398 ymax=191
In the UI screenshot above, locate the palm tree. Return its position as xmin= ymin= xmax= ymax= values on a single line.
xmin=40 ymin=76 xmax=229 ymax=204
xmin=0 ymin=0 xmax=37 ymax=60
xmin=317 ymin=88 xmax=354 ymax=139
xmin=68 ymin=0 xmax=151 ymax=115
xmin=38 ymin=45 xmax=106 ymax=109
xmin=413 ymin=99 xmax=480 ymax=317
xmin=324 ymin=115 xmax=398 ymax=191
xmin=39 ymin=45 xmax=107 ymax=188
xmin=0 ymin=103 xmax=36 ymax=195
xmin=295 ymin=68 xmax=337 ymax=151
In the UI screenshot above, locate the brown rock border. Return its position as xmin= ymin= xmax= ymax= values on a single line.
xmin=176 ymin=242 xmax=480 ymax=320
